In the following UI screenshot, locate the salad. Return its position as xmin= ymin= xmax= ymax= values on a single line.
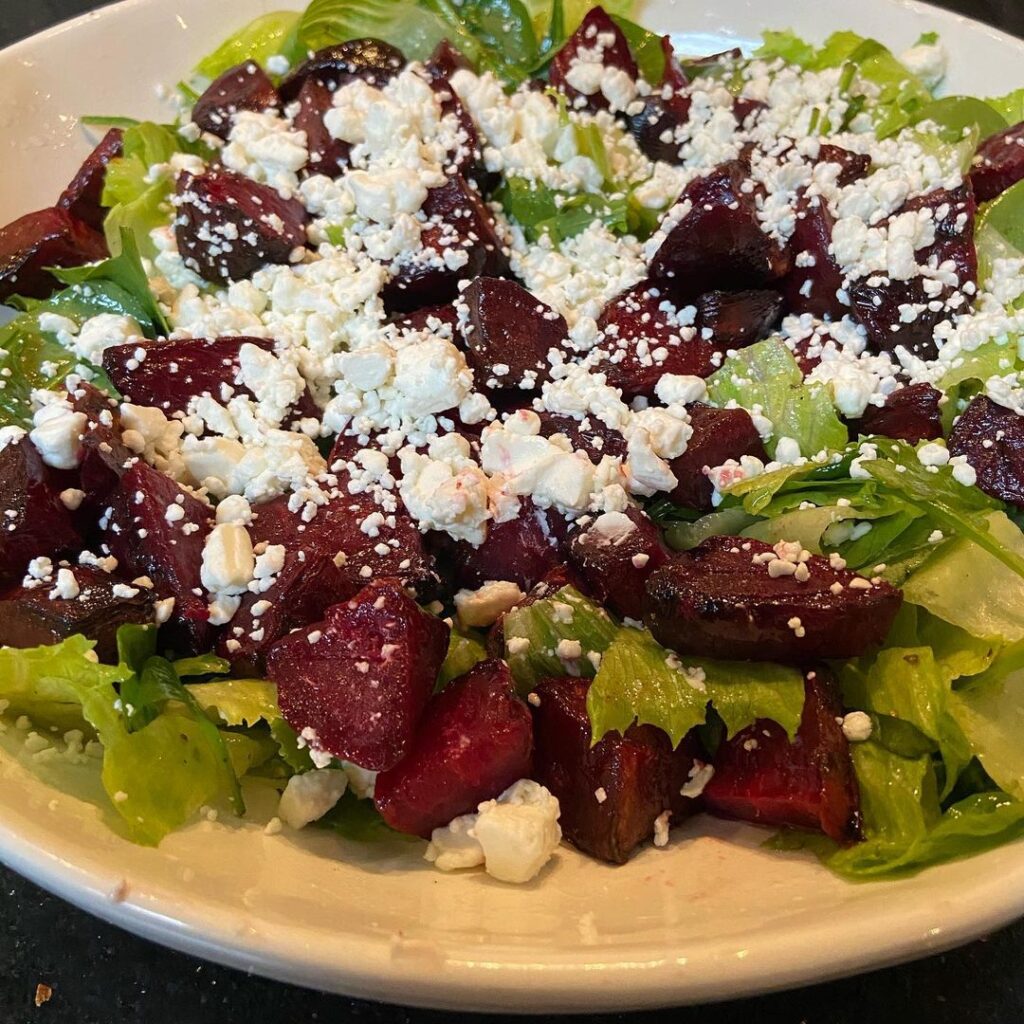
xmin=1 ymin=0 xmax=1024 ymax=888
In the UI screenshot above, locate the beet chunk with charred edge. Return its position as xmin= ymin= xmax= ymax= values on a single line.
xmin=382 ymin=174 xmax=508 ymax=313
xmin=703 ymin=669 xmax=862 ymax=845
xmin=627 ymin=91 xmax=691 ymax=164
xmin=970 ymin=122 xmax=1024 ymax=202
xmin=174 ymin=170 xmax=308 ymax=283
xmin=192 ymin=62 xmax=280 ymax=140
xmin=695 ymin=289 xmax=782 ymax=348
xmin=69 ymin=382 xmax=133 ymax=511
xmin=462 ymin=277 xmax=565 ymax=391
xmin=0 ymin=208 xmax=107 ymax=302
xmin=781 ymin=198 xmax=846 ymax=320
xmin=666 ymin=404 xmax=766 ymax=511
xmin=268 ymin=580 xmax=449 ymax=773
xmin=104 ymin=461 xmax=212 ymax=655
xmin=643 ymin=535 xmax=902 ymax=662
xmin=567 ymin=507 xmax=669 ymax=621
xmin=294 ymin=77 xmax=350 ymax=177
xmin=58 ymin=128 xmax=124 ymax=230
xmin=0 ymin=438 xmax=81 ymax=583
xmin=220 ymin=490 xmax=439 ymax=674
xmin=374 ymin=659 xmax=533 ymax=837
xmin=280 ymin=39 xmax=406 ymax=101
xmin=0 ymin=565 xmax=152 ymax=663
xmin=949 ymin=395 xmax=1024 ymax=508
xmin=531 ymin=676 xmax=701 ymax=864
xmin=816 ymin=144 xmax=871 ymax=188
xmin=649 ymin=161 xmax=781 ymax=303
xmin=853 ymin=383 xmax=943 ymax=444
xmin=548 ymin=7 xmax=638 ymax=113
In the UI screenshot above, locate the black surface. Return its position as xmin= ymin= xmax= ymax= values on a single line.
xmin=3 ymin=1 xmax=1024 ymax=1021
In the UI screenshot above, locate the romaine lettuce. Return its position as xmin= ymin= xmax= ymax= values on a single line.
xmin=192 ymin=11 xmax=304 ymax=81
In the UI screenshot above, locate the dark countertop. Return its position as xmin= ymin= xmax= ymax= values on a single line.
xmin=3 ymin=1 xmax=1024 ymax=1021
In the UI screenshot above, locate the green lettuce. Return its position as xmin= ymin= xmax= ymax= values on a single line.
xmin=193 ymin=11 xmax=304 ymax=80
xmin=910 ymin=95 xmax=1006 ymax=145
xmin=438 ymin=629 xmax=488 ymax=688
xmin=185 ymin=679 xmax=280 ymax=727
xmin=951 ymin=670 xmax=1024 ymax=801
xmin=587 ymin=627 xmax=805 ymax=747
xmin=975 ymin=179 xmax=1024 ymax=290
xmin=986 ymin=87 xmax=1024 ymax=125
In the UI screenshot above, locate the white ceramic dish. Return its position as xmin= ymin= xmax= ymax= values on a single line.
xmin=2 ymin=0 xmax=1024 ymax=1012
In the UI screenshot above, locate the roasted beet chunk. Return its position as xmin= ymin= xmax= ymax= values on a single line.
xmin=294 ymin=77 xmax=350 ymax=177
xmin=567 ymin=508 xmax=668 ymax=621
xmin=781 ymin=197 xmax=846 ymax=320
xmin=374 ymin=659 xmax=533 ymax=837
xmin=192 ymin=61 xmax=280 ymax=140
xmin=174 ymin=169 xmax=308 ymax=283
xmin=280 ymin=39 xmax=406 ymax=101
xmin=382 ymin=174 xmax=508 ymax=313
xmin=461 ymin=278 xmax=566 ymax=391
xmin=0 ymin=438 xmax=81 ymax=583
xmin=58 ymin=129 xmax=124 ymax=230
xmin=666 ymin=404 xmax=766 ymax=511
xmin=104 ymin=461 xmax=212 ymax=655
xmin=0 ymin=208 xmax=107 ymax=302
xmin=426 ymin=39 xmax=474 ymax=79
xmin=816 ymin=144 xmax=871 ymax=188
xmin=649 ymin=161 xmax=780 ymax=303
xmin=853 ymin=383 xmax=943 ymax=444
xmin=970 ymin=122 xmax=1024 ymax=201
xmin=949 ymin=395 xmax=1024 ymax=507
xmin=643 ymin=535 xmax=902 ymax=662
xmin=69 ymin=382 xmax=133 ymax=510
xmin=537 ymin=410 xmax=627 ymax=464
xmin=703 ymin=669 xmax=862 ymax=844
xmin=695 ymin=289 xmax=782 ymax=348
xmin=531 ymin=676 xmax=700 ymax=863
xmin=594 ymin=283 xmax=721 ymax=399
xmin=627 ymin=92 xmax=692 ymax=164
xmin=268 ymin=579 xmax=449 ymax=773
xmin=548 ymin=7 xmax=638 ymax=113
xmin=0 ymin=565 xmax=152 ymax=663
xmin=426 ymin=72 xmax=488 ymax=186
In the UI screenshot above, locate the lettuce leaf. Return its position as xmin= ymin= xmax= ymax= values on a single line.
xmin=438 ymin=628 xmax=488 ymax=688
xmin=910 ymin=95 xmax=1006 ymax=145
xmin=587 ymin=627 xmax=805 ymax=747
xmin=193 ymin=11 xmax=304 ymax=80
xmin=975 ymin=179 xmax=1024 ymax=290
xmin=986 ymin=87 xmax=1024 ymax=125
xmin=185 ymin=679 xmax=280 ymax=727
xmin=611 ymin=15 xmax=666 ymax=84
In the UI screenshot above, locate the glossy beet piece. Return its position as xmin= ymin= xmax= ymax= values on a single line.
xmin=58 ymin=129 xmax=124 ymax=230
xmin=970 ymin=121 xmax=1024 ymax=201
xmin=426 ymin=39 xmax=474 ymax=79
xmin=949 ymin=395 xmax=1024 ymax=508
xmin=424 ymin=56 xmax=488 ymax=186
xmin=781 ymin=197 xmax=846 ymax=320
xmin=192 ymin=61 xmax=280 ymax=139
xmin=174 ymin=169 xmax=308 ymax=283
xmin=643 ymin=535 xmax=902 ymax=662
xmin=0 ymin=438 xmax=81 ymax=583
xmin=595 ymin=283 xmax=722 ymax=399
xmin=649 ymin=161 xmax=779 ymax=303
xmin=280 ymin=39 xmax=406 ymax=101
xmin=816 ymin=144 xmax=872 ymax=188
xmin=902 ymin=184 xmax=978 ymax=285
xmin=374 ymin=659 xmax=533 ymax=837
xmin=0 ymin=565 xmax=152 ymax=663
xmin=395 ymin=302 xmax=462 ymax=339
xmin=268 ymin=580 xmax=449 ymax=773
xmin=68 ymin=382 xmax=133 ymax=510
xmin=627 ymin=93 xmax=692 ymax=164
xmin=294 ymin=77 xmax=350 ymax=177
xmin=695 ymin=289 xmax=782 ymax=347
xmin=548 ymin=7 xmax=638 ymax=112
xmin=104 ymin=461 xmax=212 ymax=655
xmin=382 ymin=174 xmax=508 ymax=313
xmin=531 ymin=676 xmax=700 ymax=864
xmin=703 ymin=669 xmax=862 ymax=845
xmin=849 ymin=278 xmax=944 ymax=358
xmin=537 ymin=411 xmax=627 ymax=464
xmin=666 ymin=404 xmax=766 ymax=511
xmin=853 ymin=383 xmax=943 ymax=443
xmin=222 ymin=490 xmax=439 ymax=674
xmin=0 ymin=208 xmax=107 ymax=302
xmin=462 ymin=277 xmax=565 ymax=391
xmin=567 ymin=507 xmax=669 ymax=621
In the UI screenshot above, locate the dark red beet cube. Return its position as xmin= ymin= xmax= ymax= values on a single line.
xmin=970 ymin=121 xmax=1024 ymax=202
xmin=648 ymin=161 xmax=780 ymax=303
xmin=531 ymin=676 xmax=701 ymax=864
xmin=643 ymin=535 xmax=902 ymax=662
xmin=426 ymin=39 xmax=474 ymax=79
xmin=0 ymin=565 xmax=153 ymax=663
xmin=268 ymin=579 xmax=449 ymax=773
xmin=627 ymin=93 xmax=692 ymax=164
xmin=374 ymin=659 xmax=533 ymax=837
xmin=567 ymin=507 xmax=669 ymax=621
xmin=816 ymin=144 xmax=871 ymax=188
xmin=0 ymin=207 xmax=107 ymax=302
xmin=0 ymin=437 xmax=81 ymax=583
xmin=694 ymin=289 xmax=782 ymax=348
xmin=549 ymin=7 xmax=638 ymax=112
xmin=174 ymin=169 xmax=308 ymax=283
xmin=192 ymin=61 xmax=280 ymax=140
xmin=461 ymin=277 xmax=566 ymax=391
xmin=427 ymin=73 xmax=488 ymax=187
xmin=294 ymin=77 xmax=350 ymax=178
xmin=901 ymin=184 xmax=978 ymax=285
xmin=103 ymin=461 xmax=213 ymax=655
xmin=949 ymin=395 xmax=1024 ymax=507
xmin=703 ymin=669 xmax=862 ymax=845
xmin=537 ymin=410 xmax=627 ymax=464
xmin=279 ymin=39 xmax=406 ymax=101
xmin=781 ymin=197 xmax=847 ymax=320
xmin=68 ymin=381 xmax=133 ymax=511
xmin=853 ymin=382 xmax=943 ymax=444
xmin=58 ymin=129 xmax=124 ymax=231
xmin=666 ymin=403 xmax=766 ymax=511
